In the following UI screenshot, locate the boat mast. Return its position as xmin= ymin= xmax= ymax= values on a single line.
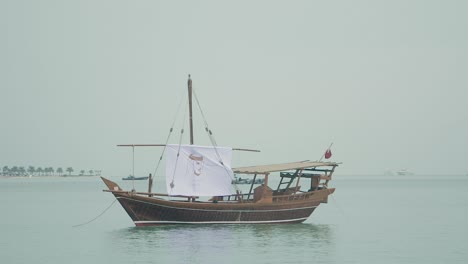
xmin=188 ymin=74 xmax=194 ymax=145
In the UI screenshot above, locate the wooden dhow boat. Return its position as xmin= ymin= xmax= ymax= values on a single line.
xmin=102 ymin=76 xmax=339 ymax=226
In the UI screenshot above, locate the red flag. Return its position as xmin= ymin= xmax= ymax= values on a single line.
xmin=324 ymin=149 xmax=332 ymax=159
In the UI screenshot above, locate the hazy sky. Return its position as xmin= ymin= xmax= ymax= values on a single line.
xmin=2 ymin=0 xmax=467 ymax=176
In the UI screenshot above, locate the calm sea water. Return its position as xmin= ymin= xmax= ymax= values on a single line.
xmin=1 ymin=174 xmax=467 ymax=264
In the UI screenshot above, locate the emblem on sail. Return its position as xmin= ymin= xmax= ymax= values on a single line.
xmin=166 ymin=144 xmax=233 ymax=196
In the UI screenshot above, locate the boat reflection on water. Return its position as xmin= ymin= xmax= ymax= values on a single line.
xmin=109 ymin=223 xmax=333 ymax=263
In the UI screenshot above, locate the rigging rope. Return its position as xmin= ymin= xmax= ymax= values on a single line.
xmin=149 ymin=82 xmax=242 ymax=197
xmin=152 ymin=90 xmax=187 ymax=177
xmin=192 ymin=88 xmax=241 ymax=195
xmin=168 ymin=97 xmax=189 ymax=195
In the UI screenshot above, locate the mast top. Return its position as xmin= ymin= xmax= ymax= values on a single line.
xmin=188 ymin=74 xmax=194 ymax=145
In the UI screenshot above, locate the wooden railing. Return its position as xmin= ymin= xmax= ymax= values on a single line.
xmin=224 ymin=193 xmax=251 ymax=202
xmin=272 ymin=192 xmax=312 ymax=203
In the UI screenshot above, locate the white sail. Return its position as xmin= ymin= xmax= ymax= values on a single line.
xmin=165 ymin=144 xmax=233 ymax=196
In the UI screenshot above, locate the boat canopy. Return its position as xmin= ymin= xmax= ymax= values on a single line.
xmin=233 ymin=161 xmax=338 ymax=175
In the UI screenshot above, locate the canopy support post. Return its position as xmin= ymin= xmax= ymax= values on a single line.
xmin=263 ymin=173 xmax=269 ymax=198
xmin=247 ymin=174 xmax=257 ymax=200
xmin=294 ymin=169 xmax=304 ymax=194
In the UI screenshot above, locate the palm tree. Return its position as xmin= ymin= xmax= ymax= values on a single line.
xmin=2 ymin=166 xmax=9 ymax=176
xmin=11 ymin=166 xmax=18 ymax=176
xmin=57 ymin=167 xmax=63 ymax=176
xmin=79 ymin=170 xmax=85 ymax=176
xmin=45 ymin=167 xmax=54 ymax=176
xmin=66 ymin=167 xmax=73 ymax=176
xmin=18 ymin=167 xmax=26 ymax=176
xmin=36 ymin=167 xmax=43 ymax=176
xmin=88 ymin=170 xmax=94 ymax=176
xmin=27 ymin=166 xmax=35 ymax=176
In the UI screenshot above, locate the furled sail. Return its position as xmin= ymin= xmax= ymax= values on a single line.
xmin=165 ymin=144 xmax=233 ymax=196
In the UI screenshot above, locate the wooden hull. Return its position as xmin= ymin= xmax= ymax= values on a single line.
xmin=102 ymin=178 xmax=333 ymax=226
xmin=114 ymin=194 xmax=320 ymax=226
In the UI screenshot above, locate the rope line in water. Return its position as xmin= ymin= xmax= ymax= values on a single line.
xmin=72 ymin=199 xmax=117 ymax=228
xmin=327 ymin=189 xmax=345 ymax=216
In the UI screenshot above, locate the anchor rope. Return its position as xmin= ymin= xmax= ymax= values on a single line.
xmin=327 ymin=187 xmax=345 ymax=216
xmin=72 ymin=199 xmax=117 ymax=227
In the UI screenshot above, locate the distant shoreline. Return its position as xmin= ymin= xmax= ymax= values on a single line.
xmin=0 ymin=175 xmax=98 ymax=179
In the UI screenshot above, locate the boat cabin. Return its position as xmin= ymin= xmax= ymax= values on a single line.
xmin=229 ymin=160 xmax=338 ymax=204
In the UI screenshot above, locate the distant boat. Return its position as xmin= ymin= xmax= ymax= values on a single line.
xmin=122 ymin=175 xmax=149 ymax=181
xmin=102 ymin=76 xmax=340 ymax=226
xmin=396 ymin=169 xmax=413 ymax=176
xmin=232 ymin=175 xmax=264 ymax=185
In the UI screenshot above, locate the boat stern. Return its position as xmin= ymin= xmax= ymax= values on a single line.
xmin=320 ymin=187 xmax=335 ymax=203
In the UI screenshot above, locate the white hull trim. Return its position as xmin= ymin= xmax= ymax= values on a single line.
xmin=134 ymin=217 xmax=309 ymax=225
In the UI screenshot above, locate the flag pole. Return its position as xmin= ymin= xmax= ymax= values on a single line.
xmin=319 ymin=142 xmax=333 ymax=162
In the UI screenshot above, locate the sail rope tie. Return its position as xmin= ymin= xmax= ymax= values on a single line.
xmin=72 ymin=199 xmax=117 ymax=227
xmin=169 ymin=128 xmax=184 ymax=194
xmin=152 ymin=127 xmax=173 ymax=177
